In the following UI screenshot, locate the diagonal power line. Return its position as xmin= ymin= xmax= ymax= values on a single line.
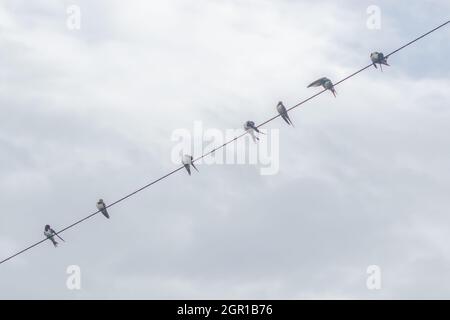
xmin=1 ymin=20 xmax=448 ymax=266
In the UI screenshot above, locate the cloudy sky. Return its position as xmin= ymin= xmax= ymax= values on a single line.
xmin=0 ymin=0 xmax=449 ymax=299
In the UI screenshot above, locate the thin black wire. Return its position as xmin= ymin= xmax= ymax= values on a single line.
xmin=0 ymin=166 xmax=186 ymax=265
xmin=1 ymin=20 xmax=448 ymax=266
xmin=386 ymin=20 xmax=449 ymax=58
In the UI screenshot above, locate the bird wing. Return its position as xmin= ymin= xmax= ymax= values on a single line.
xmin=281 ymin=113 xmax=291 ymax=125
xmin=51 ymin=229 xmax=65 ymax=241
xmin=102 ymin=208 xmax=110 ymax=218
xmin=307 ymin=78 xmax=326 ymax=87
xmin=184 ymin=164 xmax=191 ymax=175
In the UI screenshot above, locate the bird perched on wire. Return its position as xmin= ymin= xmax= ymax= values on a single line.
xmin=44 ymin=225 xmax=64 ymax=247
xmin=96 ymin=199 xmax=110 ymax=219
xmin=182 ymin=154 xmax=199 ymax=176
xmin=307 ymin=77 xmax=337 ymax=97
xmin=370 ymin=52 xmax=390 ymax=71
xmin=276 ymin=101 xmax=294 ymax=127
xmin=244 ymin=121 xmax=264 ymax=143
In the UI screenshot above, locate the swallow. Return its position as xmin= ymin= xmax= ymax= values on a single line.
xmin=244 ymin=121 xmax=264 ymax=142
xmin=370 ymin=52 xmax=389 ymax=71
xmin=276 ymin=101 xmax=294 ymax=126
xmin=96 ymin=199 xmax=110 ymax=219
xmin=307 ymin=77 xmax=337 ymax=97
xmin=44 ymin=224 xmax=64 ymax=247
xmin=182 ymin=154 xmax=198 ymax=176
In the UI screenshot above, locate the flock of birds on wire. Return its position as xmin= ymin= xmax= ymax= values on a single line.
xmin=42 ymin=52 xmax=390 ymax=248
xmin=0 ymin=19 xmax=447 ymax=267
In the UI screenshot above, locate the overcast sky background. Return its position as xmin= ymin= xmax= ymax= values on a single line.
xmin=0 ymin=0 xmax=449 ymax=299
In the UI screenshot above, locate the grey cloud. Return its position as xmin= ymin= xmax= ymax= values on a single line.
xmin=0 ymin=0 xmax=449 ymax=299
